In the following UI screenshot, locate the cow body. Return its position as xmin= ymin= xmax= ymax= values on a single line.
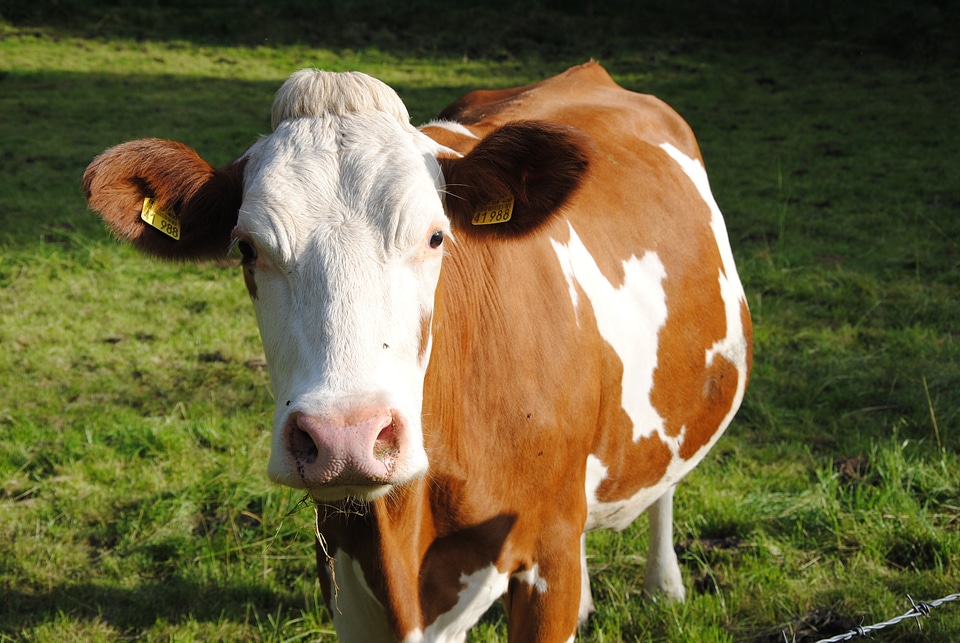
xmin=83 ymin=62 xmax=752 ymax=642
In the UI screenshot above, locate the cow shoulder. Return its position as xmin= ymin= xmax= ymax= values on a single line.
xmin=436 ymin=85 xmax=530 ymax=125
xmin=82 ymin=139 xmax=244 ymax=260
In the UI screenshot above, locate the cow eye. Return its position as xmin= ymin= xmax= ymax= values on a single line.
xmin=429 ymin=230 xmax=444 ymax=249
xmin=237 ymin=239 xmax=257 ymax=261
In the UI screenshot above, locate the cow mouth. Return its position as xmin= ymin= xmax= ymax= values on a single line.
xmin=309 ymin=482 xmax=394 ymax=503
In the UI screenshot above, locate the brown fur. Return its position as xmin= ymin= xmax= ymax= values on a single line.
xmin=82 ymin=62 xmax=752 ymax=642
xmin=440 ymin=121 xmax=592 ymax=240
xmin=82 ymin=139 xmax=244 ymax=260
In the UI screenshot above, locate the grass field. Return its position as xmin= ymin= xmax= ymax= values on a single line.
xmin=2 ymin=2 xmax=959 ymax=641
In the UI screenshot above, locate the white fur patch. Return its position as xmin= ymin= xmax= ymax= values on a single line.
xmin=658 ymin=142 xmax=750 ymax=453
xmin=584 ymin=447 xmax=702 ymax=532
xmin=239 ymin=79 xmax=449 ymax=494
xmin=578 ymin=533 xmax=595 ymax=624
xmin=271 ymin=69 xmax=414 ymax=132
xmin=420 ymin=119 xmax=479 ymax=139
xmin=579 ymin=143 xmax=750 ymax=533
xmin=584 ymin=454 xmax=657 ymax=531
xmin=512 ymin=563 xmax=549 ymax=594
xmin=550 ymin=223 xmax=670 ymax=444
xmin=419 ymin=564 xmax=510 ymax=642
xmin=327 ymin=549 xmax=395 ymax=641
xmin=403 ymin=629 xmax=425 ymax=643
xmin=552 ymin=224 xmax=684 ymax=531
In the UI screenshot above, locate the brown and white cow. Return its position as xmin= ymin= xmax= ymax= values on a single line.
xmin=83 ymin=62 xmax=752 ymax=642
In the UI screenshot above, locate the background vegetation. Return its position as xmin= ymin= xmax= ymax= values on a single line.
xmin=1 ymin=1 xmax=958 ymax=641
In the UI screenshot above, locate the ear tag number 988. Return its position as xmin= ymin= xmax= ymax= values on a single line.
xmin=141 ymin=197 xmax=181 ymax=240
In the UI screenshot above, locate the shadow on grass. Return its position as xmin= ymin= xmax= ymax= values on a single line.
xmin=0 ymin=576 xmax=313 ymax=635
xmin=0 ymin=68 xmax=477 ymax=251
xmin=4 ymin=0 xmax=959 ymax=60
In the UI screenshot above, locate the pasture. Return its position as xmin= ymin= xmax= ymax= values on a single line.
xmin=1 ymin=2 xmax=958 ymax=640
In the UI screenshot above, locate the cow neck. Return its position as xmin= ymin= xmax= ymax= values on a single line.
xmin=317 ymin=478 xmax=436 ymax=637
xmin=374 ymin=481 xmax=437 ymax=634
xmin=422 ymin=237 xmax=493 ymax=482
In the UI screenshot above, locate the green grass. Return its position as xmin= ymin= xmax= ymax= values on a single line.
xmin=2 ymin=5 xmax=959 ymax=642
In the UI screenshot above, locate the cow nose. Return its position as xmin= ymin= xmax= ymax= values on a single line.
xmin=286 ymin=407 xmax=403 ymax=488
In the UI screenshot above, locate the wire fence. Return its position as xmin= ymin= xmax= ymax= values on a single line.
xmin=780 ymin=592 xmax=960 ymax=643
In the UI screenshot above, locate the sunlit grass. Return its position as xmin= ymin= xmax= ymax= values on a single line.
xmin=2 ymin=9 xmax=959 ymax=642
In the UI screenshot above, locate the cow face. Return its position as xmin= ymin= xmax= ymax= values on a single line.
xmin=238 ymin=111 xmax=448 ymax=501
xmin=82 ymin=69 xmax=590 ymax=503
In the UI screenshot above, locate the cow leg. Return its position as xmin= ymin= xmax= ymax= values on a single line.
xmin=578 ymin=533 xmax=595 ymax=626
xmin=505 ymin=533 xmax=582 ymax=642
xmin=642 ymin=486 xmax=686 ymax=601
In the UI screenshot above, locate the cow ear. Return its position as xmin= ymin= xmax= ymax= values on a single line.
xmin=438 ymin=121 xmax=591 ymax=239
xmin=82 ymin=139 xmax=244 ymax=261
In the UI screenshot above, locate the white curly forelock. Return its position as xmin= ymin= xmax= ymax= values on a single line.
xmin=271 ymin=69 xmax=414 ymax=132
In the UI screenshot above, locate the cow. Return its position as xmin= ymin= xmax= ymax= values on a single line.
xmin=82 ymin=61 xmax=752 ymax=642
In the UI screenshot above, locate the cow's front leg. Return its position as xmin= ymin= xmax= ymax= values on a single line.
xmin=504 ymin=531 xmax=583 ymax=643
xmin=642 ymin=486 xmax=686 ymax=601
xmin=577 ymin=533 xmax=595 ymax=626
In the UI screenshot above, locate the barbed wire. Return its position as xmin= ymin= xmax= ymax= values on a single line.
xmin=780 ymin=592 xmax=960 ymax=643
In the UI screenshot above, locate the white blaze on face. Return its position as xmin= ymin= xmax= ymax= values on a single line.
xmin=237 ymin=101 xmax=449 ymax=496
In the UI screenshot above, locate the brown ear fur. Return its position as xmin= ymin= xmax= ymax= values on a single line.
xmin=439 ymin=121 xmax=591 ymax=239
xmin=82 ymin=139 xmax=244 ymax=260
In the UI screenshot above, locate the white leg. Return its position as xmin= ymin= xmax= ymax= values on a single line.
xmin=578 ymin=533 xmax=595 ymax=625
xmin=643 ymin=486 xmax=686 ymax=601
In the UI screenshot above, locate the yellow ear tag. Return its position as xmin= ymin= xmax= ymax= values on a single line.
xmin=140 ymin=197 xmax=180 ymax=240
xmin=471 ymin=194 xmax=514 ymax=226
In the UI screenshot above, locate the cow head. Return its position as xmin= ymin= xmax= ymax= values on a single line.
xmin=83 ymin=70 xmax=589 ymax=501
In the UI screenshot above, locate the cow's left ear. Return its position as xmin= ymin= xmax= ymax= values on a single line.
xmin=439 ymin=121 xmax=591 ymax=238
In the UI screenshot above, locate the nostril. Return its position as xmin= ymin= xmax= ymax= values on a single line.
xmin=373 ymin=419 xmax=400 ymax=463
xmin=289 ymin=422 xmax=319 ymax=464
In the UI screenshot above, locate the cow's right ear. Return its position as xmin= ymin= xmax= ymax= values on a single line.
xmin=438 ymin=121 xmax=592 ymax=240
xmin=82 ymin=139 xmax=244 ymax=261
